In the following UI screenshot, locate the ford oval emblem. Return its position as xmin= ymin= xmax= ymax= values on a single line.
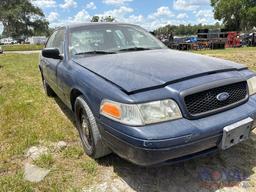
xmin=216 ymin=92 xmax=230 ymax=101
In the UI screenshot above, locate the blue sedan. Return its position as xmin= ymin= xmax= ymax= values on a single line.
xmin=39 ymin=23 xmax=256 ymax=166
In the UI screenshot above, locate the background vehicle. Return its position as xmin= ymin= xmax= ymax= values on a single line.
xmin=0 ymin=46 xmax=3 ymax=54
xmin=0 ymin=37 xmax=17 ymax=45
xmin=39 ymin=23 xmax=256 ymax=166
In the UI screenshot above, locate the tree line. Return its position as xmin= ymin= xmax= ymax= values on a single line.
xmin=153 ymin=23 xmax=223 ymax=36
xmin=155 ymin=0 xmax=256 ymax=36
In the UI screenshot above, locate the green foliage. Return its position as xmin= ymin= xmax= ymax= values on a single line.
xmin=1 ymin=44 xmax=44 ymax=51
xmin=154 ymin=23 xmax=223 ymax=36
xmin=0 ymin=0 xmax=50 ymax=38
xmin=246 ymin=6 xmax=256 ymax=30
xmin=91 ymin=16 xmax=100 ymax=22
xmin=101 ymin=16 xmax=115 ymax=22
xmin=211 ymin=0 xmax=256 ymax=31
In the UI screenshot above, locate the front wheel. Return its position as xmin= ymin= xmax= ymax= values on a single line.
xmin=74 ymin=96 xmax=111 ymax=159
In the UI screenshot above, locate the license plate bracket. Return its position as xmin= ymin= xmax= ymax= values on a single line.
xmin=221 ymin=117 xmax=253 ymax=150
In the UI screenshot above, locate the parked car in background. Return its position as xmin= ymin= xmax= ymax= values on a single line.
xmin=0 ymin=46 xmax=3 ymax=54
xmin=15 ymin=38 xmax=26 ymax=44
xmin=0 ymin=37 xmax=17 ymax=45
xmin=39 ymin=23 xmax=256 ymax=166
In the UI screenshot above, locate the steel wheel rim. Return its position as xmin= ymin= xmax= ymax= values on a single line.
xmin=79 ymin=109 xmax=93 ymax=149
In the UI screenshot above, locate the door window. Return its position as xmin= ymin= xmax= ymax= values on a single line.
xmin=46 ymin=29 xmax=65 ymax=54
xmin=46 ymin=31 xmax=57 ymax=48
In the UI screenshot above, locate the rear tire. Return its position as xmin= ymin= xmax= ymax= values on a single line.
xmin=74 ymin=96 xmax=111 ymax=159
xmin=42 ymin=79 xmax=56 ymax=97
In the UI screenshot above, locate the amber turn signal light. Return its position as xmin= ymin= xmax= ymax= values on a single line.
xmin=101 ymin=102 xmax=121 ymax=119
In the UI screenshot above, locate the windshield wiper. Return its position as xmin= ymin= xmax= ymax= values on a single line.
xmin=118 ymin=47 xmax=152 ymax=52
xmin=75 ymin=50 xmax=117 ymax=55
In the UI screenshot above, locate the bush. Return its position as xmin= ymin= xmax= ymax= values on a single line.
xmin=1 ymin=44 xmax=44 ymax=51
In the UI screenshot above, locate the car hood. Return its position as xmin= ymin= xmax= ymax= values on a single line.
xmin=73 ymin=49 xmax=246 ymax=94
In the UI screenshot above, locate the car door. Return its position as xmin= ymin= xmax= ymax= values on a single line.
xmin=42 ymin=29 xmax=65 ymax=94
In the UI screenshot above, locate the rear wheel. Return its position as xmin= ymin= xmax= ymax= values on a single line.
xmin=74 ymin=96 xmax=111 ymax=158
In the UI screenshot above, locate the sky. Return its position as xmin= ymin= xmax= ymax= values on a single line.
xmin=0 ymin=0 xmax=218 ymax=34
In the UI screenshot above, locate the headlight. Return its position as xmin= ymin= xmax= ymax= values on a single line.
xmin=248 ymin=76 xmax=256 ymax=95
xmin=100 ymin=99 xmax=182 ymax=126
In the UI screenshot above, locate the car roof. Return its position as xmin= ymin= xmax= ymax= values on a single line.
xmin=65 ymin=22 xmax=140 ymax=30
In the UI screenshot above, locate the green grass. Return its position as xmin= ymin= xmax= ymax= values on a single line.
xmin=0 ymin=54 xmax=75 ymax=158
xmin=1 ymin=44 xmax=44 ymax=51
xmin=80 ymin=160 xmax=98 ymax=176
xmin=62 ymin=146 xmax=84 ymax=159
xmin=0 ymin=48 xmax=256 ymax=191
xmin=0 ymin=53 xmax=98 ymax=191
xmin=34 ymin=154 xmax=55 ymax=169
xmin=0 ymin=172 xmax=33 ymax=192
xmin=193 ymin=47 xmax=256 ymax=71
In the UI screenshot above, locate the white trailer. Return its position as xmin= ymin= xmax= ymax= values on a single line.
xmin=27 ymin=36 xmax=47 ymax=45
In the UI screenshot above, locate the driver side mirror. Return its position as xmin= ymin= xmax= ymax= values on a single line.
xmin=42 ymin=48 xmax=63 ymax=60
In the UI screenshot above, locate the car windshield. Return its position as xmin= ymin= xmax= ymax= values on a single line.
xmin=69 ymin=24 xmax=166 ymax=56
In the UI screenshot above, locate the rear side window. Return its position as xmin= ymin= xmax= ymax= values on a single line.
xmin=46 ymin=29 xmax=65 ymax=54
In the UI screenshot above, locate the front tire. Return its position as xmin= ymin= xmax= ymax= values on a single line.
xmin=74 ymin=96 xmax=111 ymax=159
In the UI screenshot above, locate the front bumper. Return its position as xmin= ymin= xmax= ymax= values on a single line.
xmin=101 ymin=128 xmax=221 ymax=166
xmin=98 ymin=95 xmax=256 ymax=166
